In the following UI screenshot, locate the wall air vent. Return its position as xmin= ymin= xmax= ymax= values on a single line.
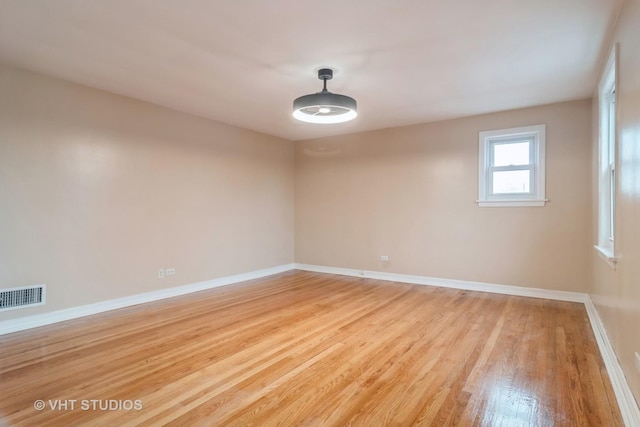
xmin=0 ymin=285 xmax=46 ymax=311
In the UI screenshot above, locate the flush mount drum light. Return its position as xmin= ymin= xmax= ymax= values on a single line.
xmin=293 ymin=68 xmax=357 ymax=124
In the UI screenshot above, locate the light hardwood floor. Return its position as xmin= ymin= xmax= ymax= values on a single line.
xmin=0 ymin=271 xmax=623 ymax=426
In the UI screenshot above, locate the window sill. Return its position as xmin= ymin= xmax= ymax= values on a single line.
xmin=594 ymin=245 xmax=618 ymax=269
xmin=476 ymin=199 xmax=547 ymax=207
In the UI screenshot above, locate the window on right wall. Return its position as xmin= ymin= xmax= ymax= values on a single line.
xmin=595 ymin=45 xmax=618 ymax=267
xmin=477 ymin=124 xmax=546 ymax=207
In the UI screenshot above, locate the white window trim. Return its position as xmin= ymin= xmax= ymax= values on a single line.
xmin=477 ymin=124 xmax=546 ymax=207
xmin=595 ymin=44 xmax=619 ymax=269
xmin=594 ymin=244 xmax=618 ymax=269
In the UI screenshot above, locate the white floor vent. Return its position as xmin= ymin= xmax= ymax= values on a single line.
xmin=0 ymin=285 xmax=46 ymax=311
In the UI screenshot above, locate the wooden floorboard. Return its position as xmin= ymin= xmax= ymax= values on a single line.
xmin=0 ymin=270 xmax=623 ymax=426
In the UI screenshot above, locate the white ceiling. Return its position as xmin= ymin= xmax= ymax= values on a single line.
xmin=0 ymin=0 xmax=622 ymax=141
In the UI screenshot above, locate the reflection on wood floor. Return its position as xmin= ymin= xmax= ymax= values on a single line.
xmin=0 ymin=270 xmax=623 ymax=426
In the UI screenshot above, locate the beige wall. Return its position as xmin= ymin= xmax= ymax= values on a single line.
xmin=591 ymin=0 xmax=640 ymax=403
xmin=0 ymin=64 xmax=295 ymax=321
xmin=295 ymin=100 xmax=592 ymax=293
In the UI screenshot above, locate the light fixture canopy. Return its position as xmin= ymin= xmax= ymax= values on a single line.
xmin=293 ymin=68 xmax=357 ymax=124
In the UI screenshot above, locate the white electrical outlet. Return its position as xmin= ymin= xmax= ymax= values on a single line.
xmin=380 ymin=255 xmax=389 ymax=261
xmin=635 ymin=352 xmax=640 ymax=374
xmin=166 ymin=268 xmax=176 ymax=276
xmin=158 ymin=269 xmax=164 ymax=279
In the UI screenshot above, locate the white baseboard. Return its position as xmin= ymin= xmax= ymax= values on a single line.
xmin=584 ymin=298 xmax=640 ymax=427
xmin=294 ymin=263 xmax=639 ymax=426
xmin=0 ymin=263 xmax=295 ymax=336
xmin=293 ymin=263 xmax=588 ymax=302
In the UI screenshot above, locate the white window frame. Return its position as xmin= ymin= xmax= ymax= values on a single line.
xmin=594 ymin=44 xmax=618 ymax=268
xmin=477 ymin=124 xmax=546 ymax=207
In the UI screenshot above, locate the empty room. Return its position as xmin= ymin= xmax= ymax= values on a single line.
xmin=1 ymin=1 xmax=639 ymax=426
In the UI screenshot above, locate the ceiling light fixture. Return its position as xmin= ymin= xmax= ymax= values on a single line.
xmin=293 ymin=68 xmax=357 ymax=124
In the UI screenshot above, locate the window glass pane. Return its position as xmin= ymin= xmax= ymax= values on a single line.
xmin=493 ymin=142 xmax=530 ymax=166
xmin=610 ymin=167 xmax=615 ymax=239
xmin=492 ymin=170 xmax=530 ymax=194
